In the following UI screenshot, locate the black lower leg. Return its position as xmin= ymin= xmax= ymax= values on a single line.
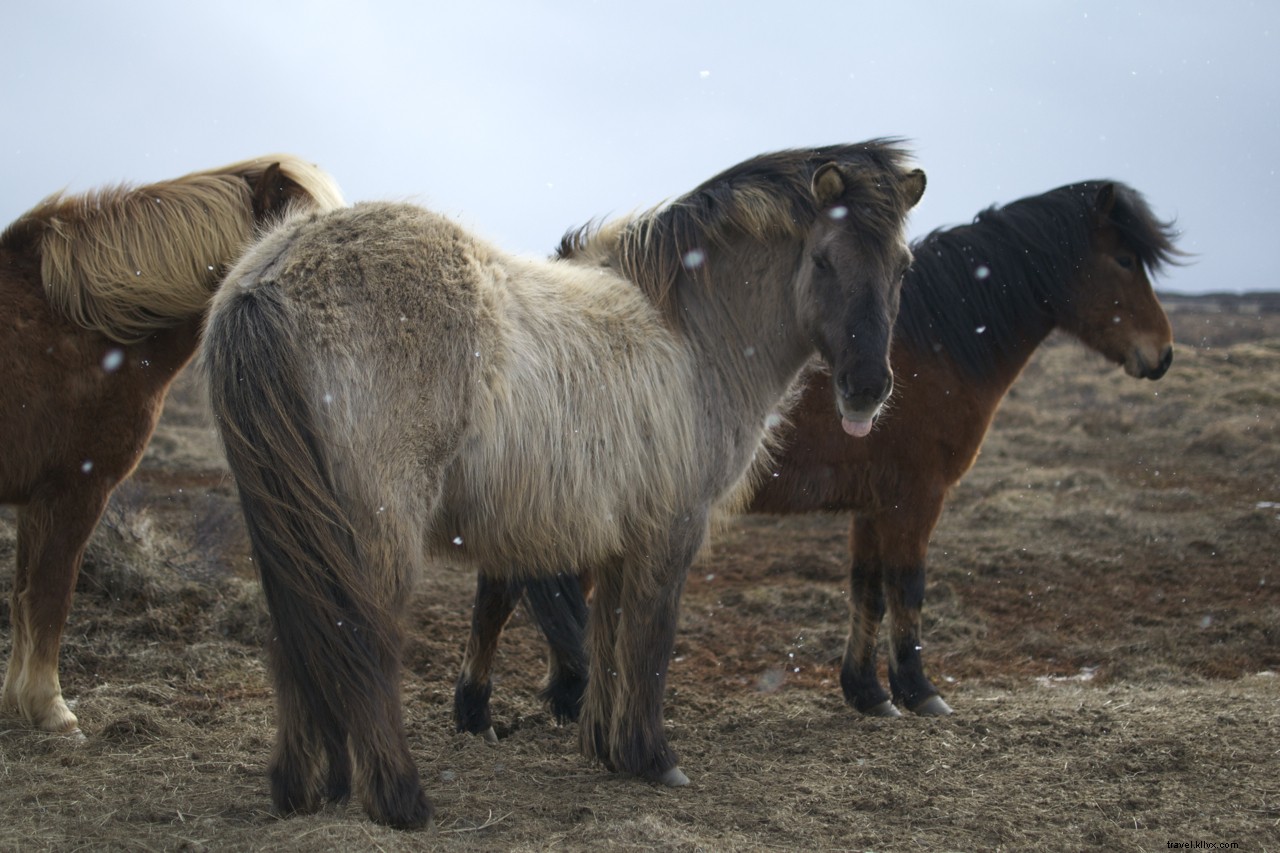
xmin=524 ymin=572 xmax=589 ymax=723
xmin=454 ymin=573 xmax=523 ymax=734
xmin=886 ymin=563 xmax=939 ymax=710
xmin=841 ymin=558 xmax=891 ymax=712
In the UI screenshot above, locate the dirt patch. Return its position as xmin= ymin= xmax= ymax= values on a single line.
xmin=2 ymin=293 xmax=1278 ymax=851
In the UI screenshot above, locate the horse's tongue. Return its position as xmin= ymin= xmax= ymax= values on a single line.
xmin=841 ymin=417 xmax=872 ymax=438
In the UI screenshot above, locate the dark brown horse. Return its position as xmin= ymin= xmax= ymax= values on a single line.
xmin=1 ymin=156 xmax=344 ymax=734
xmin=202 ymin=142 xmax=924 ymax=828
xmin=456 ymin=179 xmax=1180 ymax=731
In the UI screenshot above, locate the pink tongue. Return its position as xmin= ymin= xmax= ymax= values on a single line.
xmin=842 ymin=417 xmax=872 ymax=438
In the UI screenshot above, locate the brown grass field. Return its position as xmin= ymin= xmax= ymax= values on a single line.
xmin=2 ymin=293 xmax=1278 ymax=851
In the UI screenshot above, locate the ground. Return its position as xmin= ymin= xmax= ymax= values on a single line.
xmin=1 ymin=293 xmax=1278 ymax=851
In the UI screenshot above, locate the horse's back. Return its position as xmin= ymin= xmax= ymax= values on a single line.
xmin=212 ymin=199 xmax=704 ymax=574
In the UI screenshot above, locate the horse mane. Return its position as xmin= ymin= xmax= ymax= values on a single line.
xmin=0 ymin=154 xmax=344 ymax=344
xmin=557 ymin=140 xmax=918 ymax=314
xmin=897 ymin=180 xmax=1183 ymax=379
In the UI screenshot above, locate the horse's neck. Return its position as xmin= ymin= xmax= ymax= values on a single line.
xmin=966 ymin=286 xmax=1058 ymax=394
xmin=132 ymin=317 xmax=204 ymax=390
xmin=672 ymin=246 xmax=811 ymax=421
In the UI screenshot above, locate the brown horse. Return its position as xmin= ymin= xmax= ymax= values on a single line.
xmin=1 ymin=156 xmax=344 ymax=734
xmin=456 ymin=179 xmax=1180 ymax=730
xmin=201 ymin=142 xmax=925 ymax=828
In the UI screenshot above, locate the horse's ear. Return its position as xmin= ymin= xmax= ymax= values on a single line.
xmin=811 ymin=163 xmax=846 ymax=207
xmin=1093 ymin=182 xmax=1117 ymax=224
xmin=902 ymin=169 xmax=927 ymax=209
xmin=250 ymin=162 xmax=298 ymax=221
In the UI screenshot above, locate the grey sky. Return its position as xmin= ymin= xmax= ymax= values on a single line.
xmin=4 ymin=1 xmax=1276 ymax=294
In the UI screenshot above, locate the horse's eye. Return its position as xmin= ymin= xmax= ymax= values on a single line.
xmin=811 ymin=253 xmax=832 ymax=273
xmin=1116 ymin=254 xmax=1135 ymax=270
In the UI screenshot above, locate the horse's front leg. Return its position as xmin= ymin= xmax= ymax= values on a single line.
xmin=454 ymin=572 xmax=525 ymax=741
xmin=579 ymin=556 xmax=624 ymax=772
xmin=2 ymin=483 xmax=112 ymax=733
xmin=839 ymin=514 xmax=895 ymax=716
xmin=523 ymin=571 xmax=589 ymax=724
xmin=581 ymin=515 xmax=703 ymax=786
xmin=874 ymin=507 xmax=953 ymax=717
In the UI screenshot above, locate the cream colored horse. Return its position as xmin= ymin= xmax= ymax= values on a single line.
xmin=203 ymin=142 xmax=924 ymax=828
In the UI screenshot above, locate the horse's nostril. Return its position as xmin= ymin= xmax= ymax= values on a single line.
xmin=838 ymin=372 xmax=893 ymax=409
xmin=1146 ymin=346 xmax=1173 ymax=380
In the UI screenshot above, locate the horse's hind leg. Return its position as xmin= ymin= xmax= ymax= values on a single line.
xmin=454 ymin=573 xmax=524 ymax=741
xmin=268 ymin=651 xmax=350 ymax=816
xmin=2 ymin=484 xmax=111 ymax=733
xmin=267 ymin=582 xmax=428 ymax=828
xmin=350 ymin=612 xmax=433 ymax=829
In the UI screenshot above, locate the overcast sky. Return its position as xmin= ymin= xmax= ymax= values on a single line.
xmin=4 ymin=1 xmax=1276 ymax=294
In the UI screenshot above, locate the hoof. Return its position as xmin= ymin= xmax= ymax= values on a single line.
xmin=31 ymin=698 xmax=80 ymax=734
xmin=863 ymin=699 xmax=903 ymax=718
xmin=658 ymin=766 xmax=690 ymax=787
xmin=480 ymin=727 xmax=498 ymax=745
xmin=911 ymin=695 xmax=954 ymax=717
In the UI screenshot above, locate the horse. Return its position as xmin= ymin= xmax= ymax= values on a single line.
xmin=456 ymin=178 xmax=1181 ymax=730
xmin=1 ymin=156 xmax=344 ymax=735
xmin=201 ymin=141 xmax=926 ymax=828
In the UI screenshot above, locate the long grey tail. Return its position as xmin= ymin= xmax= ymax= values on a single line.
xmin=203 ymin=280 xmax=431 ymax=827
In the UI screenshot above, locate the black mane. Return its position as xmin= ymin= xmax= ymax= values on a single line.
xmin=558 ymin=140 xmax=918 ymax=312
xmin=897 ymin=180 xmax=1182 ymax=379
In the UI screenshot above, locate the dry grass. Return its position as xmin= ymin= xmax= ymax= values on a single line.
xmin=1 ymin=294 xmax=1278 ymax=851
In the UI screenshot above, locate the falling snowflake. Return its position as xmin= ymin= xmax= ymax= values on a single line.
xmin=682 ymin=248 xmax=706 ymax=270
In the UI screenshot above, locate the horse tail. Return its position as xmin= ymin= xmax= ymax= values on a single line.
xmin=202 ymin=266 xmax=432 ymax=829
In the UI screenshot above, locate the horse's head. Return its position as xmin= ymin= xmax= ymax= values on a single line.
xmin=247 ymin=162 xmax=319 ymax=225
xmin=1062 ymin=182 xmax=1177 ymax=381
xmin=228 ymin=155 xmax=345 ymax=230
xmin=796 ymin=162 xmax=925 ymax=437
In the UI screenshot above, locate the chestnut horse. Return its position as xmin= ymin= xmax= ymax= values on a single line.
xmin=457 ymin=179 xmax=1180 ymax=730
xmin=1 ymin=156 xmax=344 ymax=734
xmin=202 ymin=142 xmax=925 ymax=828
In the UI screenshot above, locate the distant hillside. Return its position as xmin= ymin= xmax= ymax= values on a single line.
xmin=1159 ymin=290 xmax=1280 ymax=314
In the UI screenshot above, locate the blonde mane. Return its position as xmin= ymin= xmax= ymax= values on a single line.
xmin=16 ymin=154 xmax=343 ymax=343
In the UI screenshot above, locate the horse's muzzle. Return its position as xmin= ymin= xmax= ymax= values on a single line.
xmin=1127 ymin=344 xmax=1173 ymax=380
xmin=835 ymin=369 xmax=893 ymax=437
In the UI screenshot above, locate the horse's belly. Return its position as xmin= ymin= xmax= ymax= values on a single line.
xmin=432 ymin=427 xmax=696 ymax=575
xmin=430 ymin=489 xmax=626 ymax=576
